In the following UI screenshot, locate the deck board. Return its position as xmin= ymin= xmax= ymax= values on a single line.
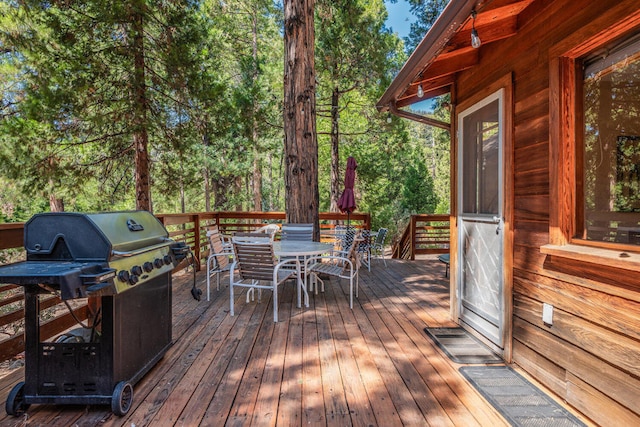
xmin=0 ymin=256 xmax=545 ymax=426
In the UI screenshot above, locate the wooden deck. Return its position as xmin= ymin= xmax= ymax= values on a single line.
xmin=0 ymin=256 xmax=583 ymax=426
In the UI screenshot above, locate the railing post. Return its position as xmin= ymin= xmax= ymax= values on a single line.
xmin=411 ymin=215 xmax=417 ymax=260
xmin=193 ymin=214 xmax=202 ymax=271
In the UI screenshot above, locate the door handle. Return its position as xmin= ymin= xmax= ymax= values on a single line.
xmin=493 ymin=216 xmax=503 ymax=234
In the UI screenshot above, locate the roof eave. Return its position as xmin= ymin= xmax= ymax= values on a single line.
xmin=377 ymin=0 xmax=479 ymax=112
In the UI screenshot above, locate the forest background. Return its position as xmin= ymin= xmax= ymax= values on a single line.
xmin=0 ymin=0 xmax=449 ymax=240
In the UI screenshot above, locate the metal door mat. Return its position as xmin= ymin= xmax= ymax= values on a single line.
xmin=424 ymin=327 xmax=503 ymax=364
xmin=460 ymin=366 xmax=587 ymax=427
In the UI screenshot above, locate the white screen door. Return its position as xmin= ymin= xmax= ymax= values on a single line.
xmin=457 ymin=90 xmax=505 ymax=348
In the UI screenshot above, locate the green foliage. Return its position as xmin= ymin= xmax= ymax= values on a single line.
xmin=401 ymin=160 xmax=438 ymax=214
xmin=404 ymin=0 xmax=449 ymax=53
xmin=1 ymin=0 xmax=211 ymax=212
xmin=0 ymin=0 xmax=451 ymax=246
xmin=315 ymin=0 xmax=407 ymax=217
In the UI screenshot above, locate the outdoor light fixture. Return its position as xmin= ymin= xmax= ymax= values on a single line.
xmin=387 ymin=112 xmax=392 ymax=123
xmin=417 ymin=84 xmax=424 ymax=98
xmin=471 ymin=10 xmax=481 ymax=49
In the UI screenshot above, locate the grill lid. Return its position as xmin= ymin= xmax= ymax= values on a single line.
xmin=25 ymin=211 xmax=169 ymax=262
xmin=1 ymin=211 xmax=188 ymax=299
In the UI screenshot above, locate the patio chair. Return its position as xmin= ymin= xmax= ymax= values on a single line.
xmin=208 ymin=225 xmax=233 ymax=251
xmin=438 ymin=253 xmax=450 ymax=278
xmin=334 ymin=226 xmax=356 ymax=252
xmin=230 ymin=238 xmax=305 ymax=322
xmin=356 ymin=229 xmax=372 ymax=271
xmin=233 ymin=232 xmax=272 ymax=242
xmin=280 ymin=223 xmax=314 ymax=241
xmin=206 ymin=230 xmax=235 ymax=300
xmin=255 ymin=223 xmax=280 ymax=240
xmin=304 ymin=232 xmax=361 ymax=308
xmin=370 ymin=228 xmax=388 ymax=267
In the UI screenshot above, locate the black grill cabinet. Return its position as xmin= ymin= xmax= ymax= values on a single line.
xmin=0 ymin=211 xmax=186 ymax=416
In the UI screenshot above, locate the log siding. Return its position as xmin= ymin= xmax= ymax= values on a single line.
xmin=451 ymin=1 xmax=640 ymax=424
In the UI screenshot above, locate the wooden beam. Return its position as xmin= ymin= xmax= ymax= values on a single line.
xmin=443 ymin=15 xmax=518 ymax=54
xmin=377 ymin=0 xmax=535 ymax=111
xmin=397 ymin=86 xmax=451 ymax=109
xmin=396 ymin=50 xmax=477 ymax=104
xmin=397 ymin=75 xmax=455 ymax=105
xmin=421 ymin=49 xmax=479 ymax=82
xmin=389 ymin=103 xmax=451 ymax=131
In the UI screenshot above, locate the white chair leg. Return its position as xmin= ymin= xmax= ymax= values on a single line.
xmin=349 ymin=275 xmax=353 ymax=309
xmin=307 ymin=273 xmax=314 ymax=293
xmin=298 ymin=273 xmax=308 ymax=307
xmin=206 ymin=275 xmax=211 ymax=302
xmin=316 ymin=275 xmax=325 ymax=293
xmin=229 ymin=283 xmax=235 ymax=316
xmin=206 ymin=259 xmax=212 ymax=301
xmin=273 ymin=286 xmax=278 ymax=322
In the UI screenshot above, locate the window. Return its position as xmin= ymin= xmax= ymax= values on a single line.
xmin=581 ymin=34 xmax=640 ymax=246
xmin=545 ymin=15 xmax=640 ymax=271
xmin=460 ymin=94 xmax=501 ymax=215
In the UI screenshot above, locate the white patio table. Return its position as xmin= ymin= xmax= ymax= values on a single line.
xmin=273 ymin=241 xmax=334 ymax=302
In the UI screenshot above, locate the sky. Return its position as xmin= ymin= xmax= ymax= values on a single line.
xmin=384 ymin=0 xmax=416 ymax=40
xmin=384 ymin=0 xmax=436 ymax=112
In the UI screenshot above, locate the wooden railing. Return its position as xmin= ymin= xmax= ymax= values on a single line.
xmin=391 ymin=214 xmax=451 ymax=260
xmin=156 ymin=211 xmax=370 ymax=270
xmin=0 ymin=211 xmax=370 ymax=361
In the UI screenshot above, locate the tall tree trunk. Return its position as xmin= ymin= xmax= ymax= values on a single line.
xmin=203 ymin=134 xmax=211 ymax=212
xmin=131 ymin=3 xmax=152 ymax=212
xmin=330 ymin=87 xmax=340 ymax=213
xmin=267 ymin=153 xmax=274 ymax=210
xmin=49 ymin=194 xmax=64 ymax=212
xmin=179 ymin=161 xmax=185 ymax=213
xmin=212 ymin=177 xmax=229 ymax=209
xmin=283 ymin=0 xmax=319 ymax=239
xmin=235 ymin=176 xmax=243 ymax=211
xmin=252 ymin=11 xmax=263 ymax=212
xmin=48 ymin=158 xmax=64 ymax=212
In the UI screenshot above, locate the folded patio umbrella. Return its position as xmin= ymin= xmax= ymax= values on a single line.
xmin=337 ymin=156 xmax=357 ymax=225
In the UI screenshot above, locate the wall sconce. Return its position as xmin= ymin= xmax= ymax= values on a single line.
xmin=471 ymin=10 xmax=481 ymax=49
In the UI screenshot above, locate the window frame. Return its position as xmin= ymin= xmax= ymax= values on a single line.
xmin=544 ymin=13 xmax=640 ymax=271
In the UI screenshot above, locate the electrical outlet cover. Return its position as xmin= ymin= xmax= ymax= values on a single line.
xmin=542 ymin=303 xmax=554 ymax=325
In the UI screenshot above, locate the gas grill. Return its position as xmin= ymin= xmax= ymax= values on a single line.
xmin=0 ymin=211 xmax=189 ymax=416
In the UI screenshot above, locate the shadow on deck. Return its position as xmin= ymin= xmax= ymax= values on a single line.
xmin=0 ymin=256 xmax=581 ymax=426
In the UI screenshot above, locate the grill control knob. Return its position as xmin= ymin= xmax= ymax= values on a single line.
xmin=163 ymin=255 xmax=172 ymax=265
xmin=131 ymin=265 xmax=143 ymax=276
xmin=154 ymin=258 xmax=164 ymax=269
xmin=143 ymin=261 xmax=154 ymax=272
xmin=129 ymin=275 xmax=139 ymax=285
xmin=117 ymin=270 xmax=130 ymax=283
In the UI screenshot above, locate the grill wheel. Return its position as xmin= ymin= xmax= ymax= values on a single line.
xmin=111 ymin=381 xmax=133 ymax=416
xmin=5 ymin=381 xmax=30 ymax=416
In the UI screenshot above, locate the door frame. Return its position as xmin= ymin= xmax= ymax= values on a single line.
xmin=449 ymin=73 xmax=514 ymax=361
